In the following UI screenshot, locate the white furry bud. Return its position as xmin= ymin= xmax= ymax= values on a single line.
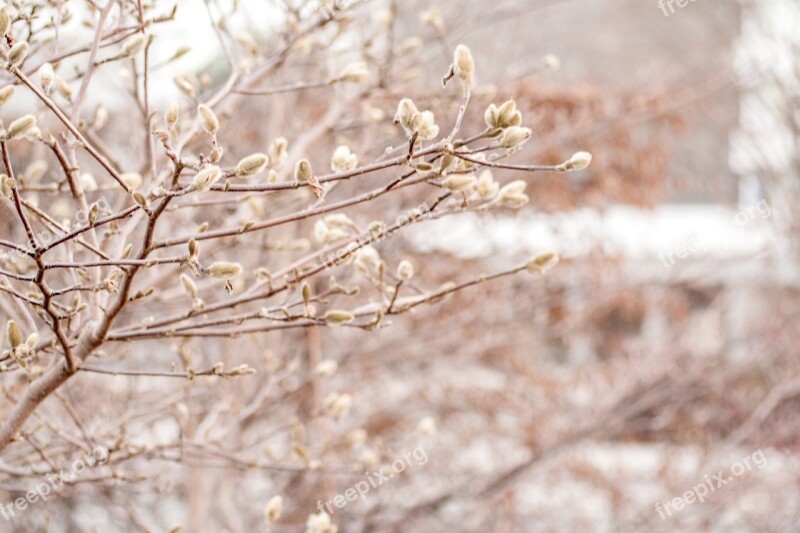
xmin=38 ymin=63 xmax=55 ymax=92
xmin=235 ymin=153 xmax=269 ymax=177
xmin=191 ymin=165 xmax=222 ymax=192
xmin=197 ymin=104 xmax=219 ymax=135
xmin=6 ymin=115 xmax=37 ymax=139
xmin=453 ymin=45 xmax=475 ymax=87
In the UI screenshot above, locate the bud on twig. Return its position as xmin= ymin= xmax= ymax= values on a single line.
xmin=0 ymin=86 xmax=13 ymax=109
xmin=7 ymin=42 xmax=29 ymax=67
xmin=0 ymin=6 xmax=10 ymax=37
xmin=324 ymin=310 xmax=354 ymax=326
xmin=38 ymin=63 xmax=55 ymax=92
xmin=556 ymin=151 xmax=593 ymax=172
xmin=206 ymin=261 xmax=242 ymax=279
xmin=165 ymin=103 xmax=180 ymax=126
xmin=453 ymin=44 xmax=476 ymax=88
xmin=397 ymin=260 xmax=414 ymax=281
xmin=6 ymin=320 xmax=22 ymax=349
xmin=6 ymin=115 xmax=37 ymax=140
xmin=331 ymin=145 xmax=358 ymax=172
xmin=526 ymin=252 xmax=559 ymax=275
xmin=121 ymin=34 xmax=148 ymax=58
xmin=266 ymin=495 xmax=283 ymax=523
xmin=294 ymin=159 xmax=312 ymax=183
xmin=191 ymin=165 xmax=222 ymax=192
xmin=197 ymin=104 xmax=219 ymax=135
xmin=235 ymin=153 xmax=269 ymax=177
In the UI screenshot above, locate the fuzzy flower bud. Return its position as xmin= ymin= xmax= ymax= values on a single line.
xmin=324 ymin=310 xmax=354 ymax=326
xmin=397 ymin=260 xmax=414 ymax=281
xmin=306 ymin=511 xmax=338 ymax=533
xmin=197 ymin=104 xmax=219 ymax=135
xmin=121 ymin=34 xmax=147 ymax=58
xmin=206 ymin=261 xmax=242 ymax=279
xmin=526 ymin=252 xmax=559 ymax=274
xmin=7 ymin=42 xmax=28 ymax=67
xmin=0 ymin=86 xmax=13 ymax=108
xmin=38 ymin=63 xmax=55 ymax=92
xmin=498 ymin=126 xmax=532 ymax=150
xmin=475 ymin=170 xmax=499 ymax=199
xmin=331 ymin=145 xmax=358 ymax=172
xmin=268 ymin=138 xmax=288 ymax=168
xmin=165 ymin=103 xmax=180 ymax=126
xmin=0 ymin=6 xmax=10 ymax=37
xmin=235 ymin=153 xmax=269 ymax=177
xmin=6 ymin=115 xmax=37 ymax=140
xmin=191 ymin=165 xmax=222 ymax=192
xmin=485 ymin=99 xmax=522 ymax=129
xmin=558 ymin=151 xmax=593 ymax=172
xmin=266 ymin=495 xmax=283 ymax=523
xmin=294 ymin=159 xmax=313 ymax=183
xmin=442 ymin=174 xmax=476 ymax=191
xmin=498 ymin=180 xmax=529 ymax=209
xmin=6 ymin=320 xmax=22 ymax=349
xmin=453 ymin=44 xmax=475 ymax=87
xmin=180 ymin=273 xmax=198 ymax=299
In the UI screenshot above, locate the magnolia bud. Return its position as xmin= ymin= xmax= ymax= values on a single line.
xmin=526 ymin=252 xmax=559 ymax=274
xmin=206 ymin=261 xmax=242 ymax=279
xmin=93 ymin=106 xmax=108 ymax=130
xmin=191 ymin=165 xmax=222 ymax=192
xmin=0 ymin=6 xmax=10 ymax=37
xmin=324 ymin=310 xmax=354 ymax=326
xmin=6 ymin=320 xmax=22 ymax=349
xmin=559 ymin=151 xmax=593 ymax=171
xmin=38 ymin=63 xmax=55 ymax=92
xmin=180 ymin=273 xmax=198 ymax=299
xmin=441 ymin=174 xmax=476 ymax=191
xmin=88 ymin=202 xmax=99 ymax=225
xmin=453 ymin=44 xmax=475 ymax=87
xmin=397 ymin=260 xmax=414 ymax=281
xmin=24 ymin=333 xmax=38 ymax=351
xmin=294 ymin=159 xmax=312 ymax=183
xmin=7 ymin=42 xmax=28 ymax=67
xmin=394 ymin=98 xmax=419 ymax=131
xmin=268 ymin=138 xmax=288 ymax=168
xmin=331 ymin=145 xmax=358 ymax=172
xmin=174 ymin=76 xmax=196 ymax=97
xmin=266 ymin=495 xmax=283 ymax=523
xmin=165 ymin=103 xmax=180 ymax=126
xmin=0 ymin=86 xmax=13 ymax=108
xmin=55 ymin=77 xmax=73 ymax=101
xmin=498 ymin=126 xmax=532 ymax=150
xmin=6 ymin=115 xmax=37 ymax=139
xmin=121 ymin=34 xmax=147 ymax=58
xmin=235 ymin=153 xmax=269 ymax=177
xmin=197 ymin=104 xmax=219 ymax=135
